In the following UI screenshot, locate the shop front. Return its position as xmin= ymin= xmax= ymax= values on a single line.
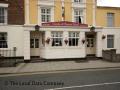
xmin=24 ymin=22 xmax=103 ymax=61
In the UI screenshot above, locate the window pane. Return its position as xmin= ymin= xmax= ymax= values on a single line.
xmin=52 ymin=38 xmax=62 ymax=46
xmin=46 ymin=15 xmax=49 ymax=20
xmin=41 ymin=8 xmax=51 ymax=22
xmin=69 ymin=38 xmax=72 ymax=46
xmin=41 ymin=9 xmax=45 ymax=13
xmin=0 ymin=7 xmax=5 ymax=23
xmin=0 ymin=33 xmax=7 ymax=48
xmin=74 ymin=0 xmax=82 ymax=3
xmin=69 ymin=32 xmax=79 ymax=46
xmin=47 ymin=9 xmax=50 ymax=14
xmin=51 ymin=32 xmax=63 ymax=46
xmin=76 ymin=38 xmax=79 ymax=46
xmin=30 ymin=39 xmax=34 ymax=48
xmin=107 ymin=13 xmax=114 ymax=27
xmin=35 ymin=39 xmax=39 ymax=48
xmin=107 ymin=35 xmax=114 ymax=48
xmin=72 ymin=38 xmax=76 ymax=46
xmin=41 ymin=15 xmax=45 ymax=22
xmin=74 ymin=9 xmax=84 ymax=23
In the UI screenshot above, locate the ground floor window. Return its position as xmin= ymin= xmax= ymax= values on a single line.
xmin=0 ymin=33 xmax=7 ymax=48
xmin=30 ymin=38 xmax=39 ymax=48
xmin=107 ymin=35 xmax=114 ymax=48
xmin=69 ymin=32 xmax=79 ymax=46
xmin=51 ymin=32 xmax=63 ymax=46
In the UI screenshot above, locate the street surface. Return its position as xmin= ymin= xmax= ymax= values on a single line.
xmin=0 ymin=69 xmax=120 ymax=90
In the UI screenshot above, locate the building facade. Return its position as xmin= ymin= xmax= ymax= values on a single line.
xmin=0 ymin=0 xmax=120 ymax=61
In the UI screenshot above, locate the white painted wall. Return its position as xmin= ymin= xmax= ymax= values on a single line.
xmin=96 ymin=31 xmax=102 ymax=57
xmin=24 ymin=30 xmax=30 ymax=60
xmin=1 ymin=25 xmax=120 ymax=59
xmin=39 ymin=27 xmax=120 ymax=59
xmin=102 ymin=27 xmax=120 ymax=54
xmin=39 ymin=27 xmax=87 ymax=59
xmin=0 ymin=25 xmax=24 ymax=57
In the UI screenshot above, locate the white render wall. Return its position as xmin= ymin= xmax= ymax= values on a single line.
xmin=96 ymin=31 xmax=102 ymax=57
xmin=24 ymin=30 xmax=30 ymax=60
xmin=1 ymin=25 xmax=120 ymax=59
xmin=0 ymin=25 xmax=24 ymax=57
xmin=39 ymin=27 xmax=87 ymax=59
xmin=102 ymin=27 xmax=120 ymax=54
xmin=39 ymin=27 xmax=120 ymax=59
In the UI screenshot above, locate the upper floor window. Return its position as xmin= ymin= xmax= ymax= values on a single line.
xmin=0 ymin=7 xmax=7 ymax=24
xmin=51 ymin=32 xmax=63 ymax=47
xmin=107 ymin=35 xmax=114 ymax=48
xmin=0 ymin=33 xmax=8 ymax=48
xmin=69 ymin=32 xmax=79 ymax=46
xmin=74 ymin=0 xmax=83 ymax=3
xmin=107 ymin=13 xmax=114 ymax=27
xmin=41 ymin=8 xmax=51 ymax=22
xmin=74 ymin=9 xmax=84 ymax=23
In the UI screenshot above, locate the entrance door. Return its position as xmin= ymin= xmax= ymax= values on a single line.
xmin=30 ymin=32 xmax=40 ymax=58
xmin=86 ymin=34 xmax=96 ymax=55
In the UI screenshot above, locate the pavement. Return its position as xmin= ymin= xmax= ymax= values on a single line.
xmin=0 ymin=59 xmax=120 ymax=75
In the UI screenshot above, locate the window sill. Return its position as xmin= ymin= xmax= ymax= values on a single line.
xmin=0 ymin=3 xmax=8 ymax=7
xmin=0 ymin=48 xmax=8 ymax=50
xmin=49 ymin=46 xmax=81 ymax=49
xmin=107 ymin=47 xmax=115 ymax=49
xmin=0 ymin=23 xmax=8 ymax=26
xmin=50 ymin=46 xmax=63 ymax=49
xmin=67 ymin=46 xmax=81 ymax=49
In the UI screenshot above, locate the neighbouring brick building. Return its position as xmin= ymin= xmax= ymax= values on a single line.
xmin=0 ymin=0 xmax=24 ymax=25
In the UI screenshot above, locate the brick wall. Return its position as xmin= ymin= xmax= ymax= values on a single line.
xmin=0 ymin=0 xmax=25 ymax=25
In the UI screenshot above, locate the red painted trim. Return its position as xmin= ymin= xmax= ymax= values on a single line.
xmin=42 ymin=21 xmax=88 ymax=27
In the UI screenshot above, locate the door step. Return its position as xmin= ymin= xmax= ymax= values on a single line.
xmin=30 ymin=58 xmax=45 ymax=63
xmin=86 ymin=55 xmax=99 ymax=60
xmin=30 ymin=56 xmax=45 ymax=63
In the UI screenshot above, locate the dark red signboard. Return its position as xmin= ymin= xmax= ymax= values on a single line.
xmin=42 ymin=21 xmax=88 ymax=27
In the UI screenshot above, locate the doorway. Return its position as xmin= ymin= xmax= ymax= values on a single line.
xmin=86 ymin=33 xmax=96 ymax=55
xmin=30 ymin=31 xmax=40 ymax=58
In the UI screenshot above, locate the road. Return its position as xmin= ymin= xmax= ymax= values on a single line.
xmin=0 ymin=69 xmax=120 ymax=90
